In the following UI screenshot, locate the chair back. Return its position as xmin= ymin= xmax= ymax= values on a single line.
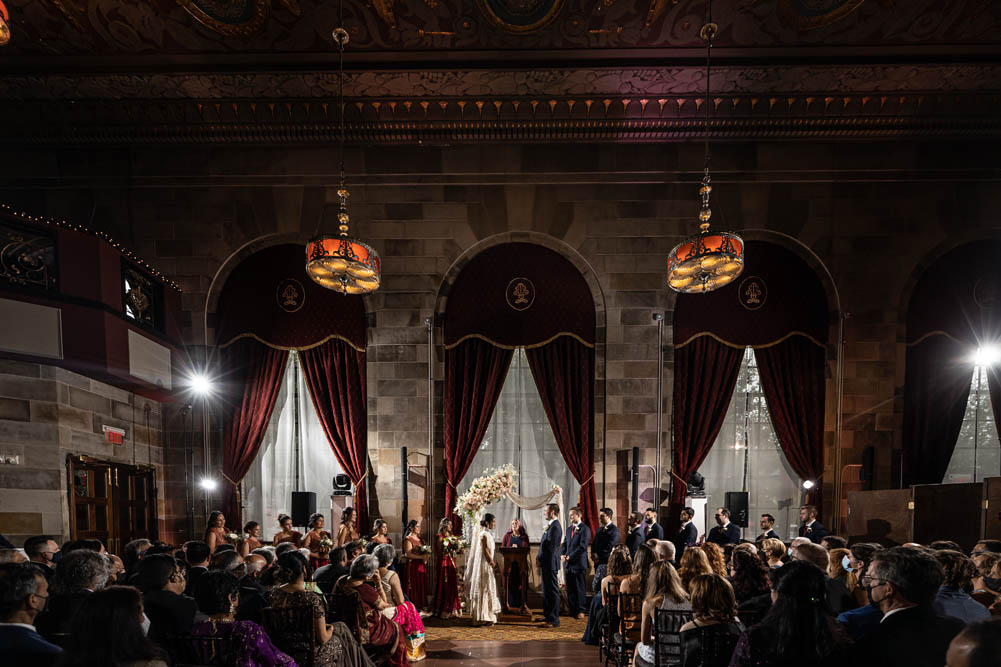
xmin=616 ymin=593 xmax=643 ymax=643
xmin=261 ymin=605 xmax=317 ymax=667
xmin=737 ymin=609 xmax=765 ymax=628
xmin=44 ymin=632 xmax=72 ymax=649
xmin=690 ymin=624 xmax=742 ymax=667
xmin=653 ymin=607 xmax=693 ymax=667
xmin=163 ymin=634 xmax=231 ymax=667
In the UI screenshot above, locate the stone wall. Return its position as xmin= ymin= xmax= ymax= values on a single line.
xmin=3 ymin=140 xmax=1000 ymax=541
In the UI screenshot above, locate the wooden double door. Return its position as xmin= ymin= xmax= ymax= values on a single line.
xmin=68 ymin=456 xmax=157 ymax=554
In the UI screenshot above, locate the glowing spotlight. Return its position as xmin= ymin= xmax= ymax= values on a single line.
xmin=973 ymin=346 xmax=1001 ymax=368
xmin=802 ymin=480 xmax=816 ymax=490
xmin=188 ymin=373 xmax=214 ymax=396
xmin=200 ymin=478 xmax=218 ymax=491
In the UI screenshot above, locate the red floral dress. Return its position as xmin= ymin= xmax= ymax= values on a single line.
xmin=434 ymin=533 xmax=461 ymax=618
xmin=305 ymin=529 xmax=332 ymax=569
xmin=404 ymin=535 xmax=429 ymax=611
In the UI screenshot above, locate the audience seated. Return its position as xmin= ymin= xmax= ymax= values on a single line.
xmin=0 ymin=562 xmax=62 ymax=665
xmin=827 ymin=548 xmax=852 ymax=588
xmin=621 ymin=544 xmax=658 ymax=597
xmin=24 ymin=535 xmax=59 ymax=581
xmin=759 ymin=538 xmax=786 ymax=569
xmin=837 ymin=542 xmax=884 ymax=640
xmin=933 ymin=550 xmax=991 ymax=624
xmin=792 ymin=541 xmax=857 ymax=614
xmin=59 ymin=539 xmax=104 ymax=555
xmin=35 ymin=549 xmax=109 ymax=640
xmin=182 ymin=540 xmax=211 ymax=596
xmin=0 ymin=548 xmax=27 ymax=563
xmin=333 ymin=554 xmax=408 ymax=667
xmin=930 ymin=541 xmax=963 ymax=552
xmin=190 ymin=569 xmax=295 ymax=665
xmin=122 ymin=538 xmax=152 ymax=581
xmin=679 ymin=547 xmax=713 ymax=594
xmin=136 ymin=553 xmax=200 ymax=639
xmin=59 ymin=586 xmax=167 ymax=667
xmin=633 ymin=560 xmax=691 ymax=667
xmin=731 ymin=560 xmax=851 ymax=667
xmin=374 ymin=543 xmax=426 ymax=660
xmin=971 ymin=540 xmax=1001 ymax=571
xmin=851 ymin=546 xmax=965 ymax=667
xmin=729 ymin=549 xmax=771 ymax=605
xmin=653 ymin=540 xmax=677 ymax=564
xmin=970 ymin=553 xmax=1001 ymax=615
xmin=946 ymin=617 xmax=1001 ymax=667
xmin=582 ymin=544 xmax=632 ymax=645
xmin=236 ymin=553 xmax=269 ymax=622
xmin=678 ymin=573 xmax=744 ymax=667
xmin=700 ymin=542 xmax=727 ymax=578
xmin=274 ymin=542 xmax=298 ymax=557
xmin=314 ymin=546 xmax=349 ymax=595
xmin=821 ymin=535 xmax=847 ymax=551
xmin=209 ymin=548 xmax=245 ymax=576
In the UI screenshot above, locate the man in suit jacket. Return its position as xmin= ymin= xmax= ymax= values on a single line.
xmin=0 ymin=563 xmax=62 ymax=666
xmin=35 ymin=549 xmax=108 ymax=640
xmin=625 ymin=512 xmax=645 ymax=558
xmin=590 ymin=507 xmax=620 ymax=592
xmin=182 ymin=540 xmax=211 ymax=597
xmin=137 ymin=554 xmax=200 ymax=640
xmin=852 ymin=547 xmax=964 ymax=667
xmin=537 ymin=503 xmax=563 ymax=627
xmin=236 ymin=554 xmax=270 ymax=623
xmin=314 ymin=546 xmax=350 ymax=596
xmin=756 ymin=513 xmax=780 ymax=542
xmin=643 ymin=508 xmax=664 ymax=542
xmin=798 ymin=505 xmax=829 ymax=544
xmin=561 ymin=506 xmax=592 ymax=619
xmin=674 ymin=507 xmax=699 ymax=565
xmin=706 ymin=507 xmax=741 ymax=545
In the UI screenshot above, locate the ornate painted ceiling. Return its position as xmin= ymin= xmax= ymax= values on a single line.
xmin=0 ymin=0 xmax=998 ymax=144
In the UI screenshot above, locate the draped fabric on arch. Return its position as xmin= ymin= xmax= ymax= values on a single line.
xmin=903 ymin=240 xmax=1001 ymax=485
xmin=443 ymin=242 xmax=597 ymax=534
xmin=670 ymin=241 xmax=829 ymax=531
xmin=216 ymin=244 xmax=368 ymax=525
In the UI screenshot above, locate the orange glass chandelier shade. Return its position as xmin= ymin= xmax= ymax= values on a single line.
xmin=306 ymin=235 xmax=381 ymax=295
xmin=667 ymin=227 xmax=744 ymax=293
xmin=0 ymin=1 xmax=10 ymax=46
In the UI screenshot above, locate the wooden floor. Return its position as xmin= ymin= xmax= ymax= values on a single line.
xmin=424 ymin=640 xmax=598 ymax=665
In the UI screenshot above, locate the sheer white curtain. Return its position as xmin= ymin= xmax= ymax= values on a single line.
xmin=243 ymin=351 xmax=344 ymax=539
xmin=697 ymin=347 xmax=802 ymax=541
xmin=458 ymin=348 xmax=579 ymax=542
xmin=944 ymin=366 xmax=1000 ymax=483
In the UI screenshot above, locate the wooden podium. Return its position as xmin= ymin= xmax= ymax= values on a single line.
xmin=499 ymin=545 xmax=531 ymax=612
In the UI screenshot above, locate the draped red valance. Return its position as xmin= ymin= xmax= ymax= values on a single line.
xmin=215 ymin=243 xmax=367 ymax=351
xmin=673 ymin=241 xmax=828 ymax=349
xmin=443 ymin=243 xmax=596 ymax=349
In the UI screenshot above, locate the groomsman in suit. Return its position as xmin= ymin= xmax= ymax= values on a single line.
xmin=625 ymin=512 xmax=645 ymax=558
xmin=561 ymin=506 xmax=592 ymax=619
xmin=673 ymin=507 xmax=698 ymax=565
xmin=756 ymin=514 xmax=780 ymax=541
xmin=590 ymin=507 xmax=620 ymax=593
xmin=537 ymin=503 xmax=563 ymax=627
xmin=798 ymin=505 xmax=828 ymax=544
xmin=706 ymin=507 xmax=741 ymax=545
xmin=644 ymin=508 xmax=664 ymax=543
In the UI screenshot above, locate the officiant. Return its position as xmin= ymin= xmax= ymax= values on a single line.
xmin=501 ymin=519 xmax=531 ymax=615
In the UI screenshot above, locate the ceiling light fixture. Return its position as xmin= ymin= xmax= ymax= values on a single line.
xmin=0 ymin=2 xmax=11 ymax=46
xmin=666 ymin=0 xmax=744 ymax=294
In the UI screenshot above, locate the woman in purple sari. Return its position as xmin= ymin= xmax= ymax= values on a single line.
xmin=190 ymin=570 xmax=296 ymax=667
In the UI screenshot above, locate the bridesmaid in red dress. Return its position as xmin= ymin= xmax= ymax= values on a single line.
xmin=434 ymin=517 xmax=461 ymax=619
xmin=303 ymin=512 xmax=333 ymax=569
xmin=240 ymin=521 xmax=264 ymax=557
xmin=204 ymin=511 xmax=229 ymax=554
xmin=402 ymin=518 xmax=430 ymax=612
xmin=336 ymin=507 xmax=360 ymax=547
xmin=370 ymin=519 xmax=392 ymax=546
xmin=272 ymin=514 xmax=302 ymax=548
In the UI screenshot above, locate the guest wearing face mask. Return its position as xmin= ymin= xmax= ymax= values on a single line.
xmin=837 ymin=543 xmax=884 ymax=641
xmin=971 ymin=553 xmax=1001 ymax=615
xmin=933 ymin=550 xmax=991 ymax=624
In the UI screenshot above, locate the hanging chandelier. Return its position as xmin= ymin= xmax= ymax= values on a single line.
xmin=666 ymin=2 xmax=744 ymax=294
xmin=0 ymin=2 xmax=11 ymax=46
xmin=305 ymin=20 xmax=381 ymax=295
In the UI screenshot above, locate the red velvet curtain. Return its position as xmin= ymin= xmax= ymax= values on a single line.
xmin=443 ymin=338 xmax=513 ymax=531
xmin=298 ymin=339 xmax=370 ymax=528
xmin=221 ymin=339 xmax=288 ymax=525
xmin=902 ymin=336 xmax=973 ymax=485
xmin=526 ymin=337 xmax=598 ymax=535
xmin=754 ymin=337 xmax=826 ymax=510
xmin=668 ymin=336 xmax=743 ymax=532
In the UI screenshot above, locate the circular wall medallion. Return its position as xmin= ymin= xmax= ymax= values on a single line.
xmin=506 ymin=277 xmax=535 ymax=311
xmin=476 ymin=0 xmax=565 ymax=33
xmin=974 ymin=276 xmax=1000 ymax=310
xmin=738 ymin=276 xmax=767 ymax=311
xmin=276 ymin=278 xmax=306 ymax=313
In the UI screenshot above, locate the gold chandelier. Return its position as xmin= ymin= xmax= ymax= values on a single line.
xmin=0 ymin=2 xmax=11 ymax=46
xmin=305 ymin=22 xmax=381 ymax=295
xmin=666 ymin=3 xmax=744 ymax=294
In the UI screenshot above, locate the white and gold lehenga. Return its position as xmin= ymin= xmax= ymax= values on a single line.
xmin=464 ymin=523 xmax=502 ymax=625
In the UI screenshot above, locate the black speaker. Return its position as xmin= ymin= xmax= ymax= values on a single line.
xmin=291 ymin=491 xmax=317 ymax=527
xmin=725 ymin=491 xmax=749 ymax=528
xmin=861 ymin=446 xmax=875 ymax=491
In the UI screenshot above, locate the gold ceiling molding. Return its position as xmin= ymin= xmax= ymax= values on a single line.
xmin=442 ymin=331 xmax=594 ymax=351
xmin=217 ymin=332 xmax=366 ymax=353
xmin=673 ymin=330 xmax=826 ymax=351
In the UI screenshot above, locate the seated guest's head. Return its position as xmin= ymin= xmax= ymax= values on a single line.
xmin=298 ymin=547 xmax=313 ymax=565
xmin=679 ymin=547 xmax=713 ymax=589
xmin=210 ymin=550 xmax=245 ymax=577
xmin=734 ymin=541 xmax=758 ymax=557
xmin=136 ymin=554 xmax=186 ymax=594
xmin=689 ymin=573 xmax=737 ymax=624
xmin=251 ymin=547 xmax=276 ymax=567
xmin=730 ymin=548 xmax=771 ymax=602
xmin=53 ymin=549 xmax=110 ymax=594
xmin=931 ymin=540 xmax=963 ymax=552
xmin=214 ymin=543 xmax=236 ymax=554
xmin=245 ymin=554 xmax=268 ymax=580
xmin=122 ymin=538 xmax=151 ymax=570
xmin=350 ymin=554 xmax=379 ymax=582
xmin=274 ymin=550 xmax=309 ymax=584
xmin=607 ymin=545 xmax=633 ymax=577
xmin=374 ymin=544 xmax=395 ymax=569
xmin=0 ymin=549 xmax=26 ymax=564
xmin=23 ymin=535 xmax=59 ymax=568
xmin=761 ymin=538 xmax=786 ymax=565
xmin=827 ymin=548 xmax=851 ymax=581
xmin=653 ymin=539 xmax=676 ymax=563
xmin=192 ymin=570 xmax=240 ymax=616
xmin=947 ymin=618 xmax=1001 ymax=667
xmin=793 ymin=542 xmax=830 ymax=572
xmin=330 ymin=546 xmax=347 ymax=568
xmin=60 ymin=540 xmax=99 ymax=556
xmin=364 ymin=541 xmax=379 ymax=555
xmin=183 ymin=540 xmax=211 ymax=567
xmin=0 ymin=562 xmax=49 ymax=625
xmin=274 ymin=542 xmax=297 ymax=557
xmin=345 ymin=542 xmax=362 ymax=562
xmin=700 ymin=542 xmax=726 ymax=575
xmin=867 ymin=546 xmax=944 ymax=611
xmin=847 ymin=542 xmax=882 ymax=579
xmin=646 ymin=561 xmax=688 ymax=605
xmin=62 ymin=586 xmax=165 ymax=667
xmin=972 ymin=540 xmax=1001 ymax=569
xmin=820 ymin=535 xmax=847 ymax=551
xmin=144 ymin=543 xmax=176 ymax=558
xmin=974 ymin=553 xmax=1001 ymax=593
xmin=935 ymin=550 xmax=978 ymax=594
xmin=790 ymin=536 xmax=812 ymax=549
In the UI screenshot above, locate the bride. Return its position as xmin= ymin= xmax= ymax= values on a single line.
xmin=466 ymin=512 xmax=502 ymax=625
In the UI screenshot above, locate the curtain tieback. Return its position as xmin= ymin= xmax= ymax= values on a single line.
xmin=578 ymin=473 xmax=595 ymax=486
xmin=353 ymin=471 xmax=369 ymax=486
xmin=222 ymin=473 xmax=240 ymax=487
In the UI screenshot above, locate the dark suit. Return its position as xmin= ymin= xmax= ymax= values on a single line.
xmin=35 ymin=591 xmax=91 ymax=640
xmin=851 ymin=605 xmax=964 ymax=667
xmin=314 ymin=562 xmax=350 ymax=596
xmin=625 ymin=526 xmax=645 ymax=558
xmin=756 ymin=529 xmax=779 ymax=541
xmin=799 ymin=521 xmax=828 ymax=544
xmin=674 ymin=522 xmax=698 ymax=565
xmin=561 ymin=522 xmax=592 ymax=616
xmin=184 ymin=565 xmax=208 ymax=597
xmin=143 ymin=588 xmax=199 ymax=640
xmin=706 ymin=522 xmax=741 ymax=545
xmin=826 ymin=576 xmax=858 ymax=615
xmin=0 ymin=625 xmax=61 ymax=666
xmin=590 ymin=522 xmax=620 ymax=567
xmin=644 ymin=521 xmax=664 ymax=542
xmin=236 ymin=575 xmax=269 ymax=623
xmin=537 ymin=519 xmax=562 ymax=626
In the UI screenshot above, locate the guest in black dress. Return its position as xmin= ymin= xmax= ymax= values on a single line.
xmin=679 ymin=573 xmax=745 ymax=667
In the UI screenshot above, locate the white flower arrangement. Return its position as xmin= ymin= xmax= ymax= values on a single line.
xmin=454 ymin=463 xmax=518 ymax=524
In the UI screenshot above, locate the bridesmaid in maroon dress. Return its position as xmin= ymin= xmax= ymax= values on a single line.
xmin=272 ymin=514 xmax=302 ymax=548
xmin=370 ymin=519 xmax=392 ymax=546
xmin=336 ymin=507 xmax=360 ymax=547
xmin=204 ymin=510 xmax=229 ymax=554
xmin=303 ymin=512 xmax=333 ymax=569
xmin=402 ymin=518 xmax=430 ymax=611
xmin=434 ymin=517 xmax=461 ymax=618
xmin=240 ymin=521 xmax=264 ymax=557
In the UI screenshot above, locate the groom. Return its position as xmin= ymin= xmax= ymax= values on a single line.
xmin=537 ymin=502 xmax=562 ymax=628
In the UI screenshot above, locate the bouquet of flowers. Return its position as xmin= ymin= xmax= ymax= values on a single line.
xmin=454 ymin=463 xmax=518 ymax=525
xmin=225 ymin=532 xmax=241 ymax=545
xmin=416 ymin=545 xmax=432 ymax=555
xmin=441 ymin=536 xmax=469 ymax=556
xmin=320 ymin=537 xmax=334 ymax=550
xmin=353 ymin=537 xmax=369 ymax=552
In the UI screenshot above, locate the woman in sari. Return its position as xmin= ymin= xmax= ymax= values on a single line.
xmin=434 ymin=517 xmax=461 ymax=619
xmin=375 ymin=544 xmax=427 ymax=661
xmin=335 ymin=554 xmax=408 ymax=667
xmin=402 ymin=519 xmax=430 ymax=612
xmin=500 ymin=518 xmax=531 ymax=615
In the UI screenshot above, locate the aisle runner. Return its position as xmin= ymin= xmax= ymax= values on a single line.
xmin=423 ymin=611 xmax=587 ymax=641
